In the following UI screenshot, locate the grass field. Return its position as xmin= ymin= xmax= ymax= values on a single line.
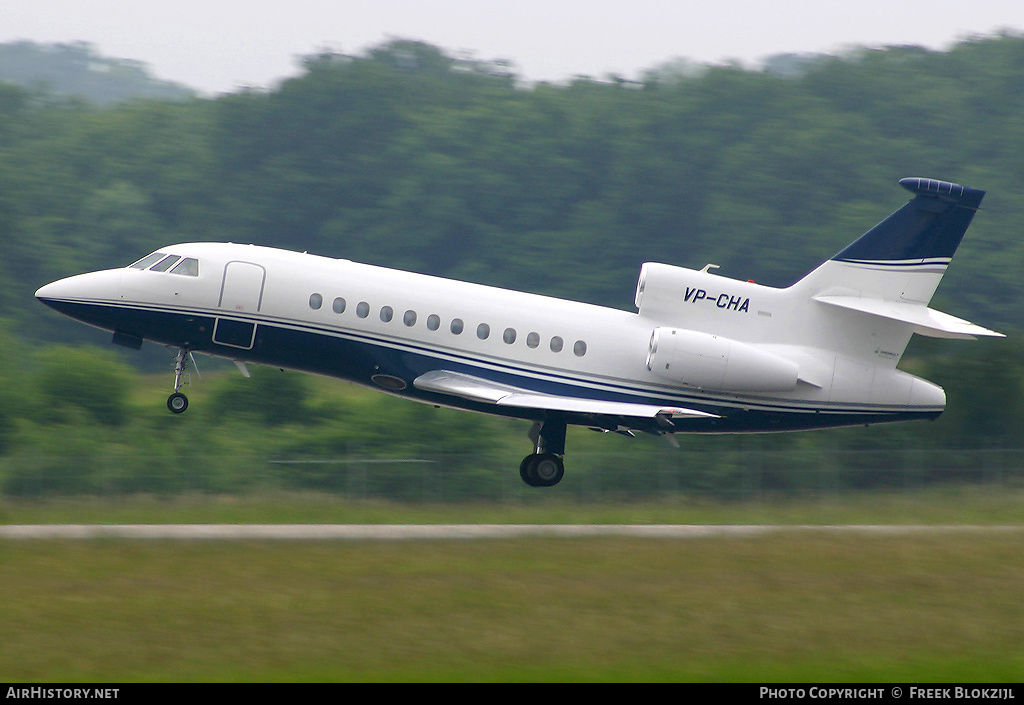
xmin=2 ymin=484 xmax=1024 ymax=525
xmin=1 ymin=489 xmax=1022 ymax=682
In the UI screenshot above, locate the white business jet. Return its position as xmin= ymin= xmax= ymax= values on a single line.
xmin=36 ymin=177 xmax=1002 ymax=487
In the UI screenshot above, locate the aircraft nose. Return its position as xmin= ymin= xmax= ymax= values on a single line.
xmin=35 ymin=270 xmax=123 ymax=308
xmin=35 ymin=277 xmax=75 ymax=306
xmin=34 ymin=279 xmax=65 ymax=301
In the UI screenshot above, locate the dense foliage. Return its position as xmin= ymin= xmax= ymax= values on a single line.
xmin=0 ymin=40 xmax=194 ymax=104
xmin=1 ymin=36 xmax=1021 ymax=497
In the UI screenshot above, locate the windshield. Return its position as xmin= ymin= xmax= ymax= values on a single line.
xmin=127 ymin=252 xmax=167 ymax=269
xmin=127 ymin=253 xmax=200 ymax=276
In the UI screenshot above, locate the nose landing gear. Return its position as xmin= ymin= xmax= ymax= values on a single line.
xmin=166 ymin=347 xmax=195 ymax=414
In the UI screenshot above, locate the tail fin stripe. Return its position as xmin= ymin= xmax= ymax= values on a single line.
xmin=838 ymin=257 xmax=950 ymax=268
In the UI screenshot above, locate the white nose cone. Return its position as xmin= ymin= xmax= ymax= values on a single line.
xmin=34 ymin=279 xmax=67 ymax=300
xmin=35 ymin=270 xmax=122 ymax=303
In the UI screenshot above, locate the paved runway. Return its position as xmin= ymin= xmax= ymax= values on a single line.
xmin=1 ymin=524 xmax=1021 ymax=540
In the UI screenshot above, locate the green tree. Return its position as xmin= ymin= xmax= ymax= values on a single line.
xmin=919 ymin=338 xmax=1024 ymax=448
xmin=209 ymin=366 xmax=312 ymax=427
xmin=33 ymin=346 xmax=134 ymax=426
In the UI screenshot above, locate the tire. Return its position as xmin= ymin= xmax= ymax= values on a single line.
xmin=520 ymin=453 xmax=564 ymax=487
xmin=532 ymin=453 xmax=564 ymax=487
xmin=520 ymin=455 xmax=535 ymax=485
xmin=167 ymin=392 xmax=189 ymax=414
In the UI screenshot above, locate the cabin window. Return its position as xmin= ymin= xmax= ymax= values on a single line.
xmin=309 ymin=293 xmax=323 ymax=310
xmin=380 ymin=306 xmax=393 ymax=322
xmin=356 ymin=301 xmax=370 ymax=318
xmin=574 ymin=340 xmax=587 ymax=357
xmin=550 ymin=336 xmax=564 ymax=353
xmin=426 ymin=314 xmax=440 ymax=331
xmin=170 ymin=258 xmax=199 ymax=276
xmin=503 ymin=328 xmax=517 ymax=344
xmin=477 ymin=323 xmax=490 ymax=340
xmin=128 ymin=252 xmax=166 ymax=269
xmin=333 ymin=297 xmax=346 ymax=314
xmin=149 ymin=255 xmax=181 ymax=272
xmin=526 ymin=332 xmax=540 ymax=349
xmin=450 ymin=318 xmax=464 ymax=335
xmin=403 ymin=310 xmax=417 ymax=327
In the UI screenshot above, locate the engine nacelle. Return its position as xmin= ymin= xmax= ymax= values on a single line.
xmin=646 ymin=327 xmax=799 ymax=392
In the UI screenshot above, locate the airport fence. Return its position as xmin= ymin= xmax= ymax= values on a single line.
xmin=2 ymin=446 xmax=1023 ymax=502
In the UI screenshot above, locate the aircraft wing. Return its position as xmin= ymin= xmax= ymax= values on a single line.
xmin=412 ymin=370 xmax=717 ymax=420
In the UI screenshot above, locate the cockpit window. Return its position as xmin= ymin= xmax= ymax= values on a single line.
xmin=128 ymin=252 xmax=167 ymax=269
xmin=127 ymin=252 xmax=200 ymax=276
xmin=149 ymin=255 xmax=181 ymax=272
xmin=170 ymin=258 xmax=199 ymax=276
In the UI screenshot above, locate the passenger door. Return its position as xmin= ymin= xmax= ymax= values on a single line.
xmin=214 ymin=261 xmax=265 ymax=350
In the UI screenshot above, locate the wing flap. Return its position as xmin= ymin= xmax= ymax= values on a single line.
xmin=413 ymin=370 xmax=716 ymax=420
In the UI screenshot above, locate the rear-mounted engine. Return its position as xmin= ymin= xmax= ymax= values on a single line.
xmin=646 ymin=327 xmax=799 ymax=392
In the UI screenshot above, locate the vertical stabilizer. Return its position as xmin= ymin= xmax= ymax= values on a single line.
xmin=795 ymin=178 xmax=1001 ymax=349
xmin=799 ymin=177 xmax=985 ymax=305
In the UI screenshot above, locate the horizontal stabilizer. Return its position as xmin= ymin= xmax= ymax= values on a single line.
xmin=413 ymin=370 xmax=717 ymax=419
xmin=813 ymin=295 xmax=1004 ymax=340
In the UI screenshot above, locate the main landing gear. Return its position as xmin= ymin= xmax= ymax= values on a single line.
xmin=166 ymin=347 xmax=194 ymax=414
xmin=520 ymin=420 xmax=567 ymax=487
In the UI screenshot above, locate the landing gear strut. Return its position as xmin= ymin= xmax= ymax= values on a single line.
xmin=519 ymin=420 xmax=566 ymax=487
xmin=167 ymin=347 xmax=192 ymax=414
